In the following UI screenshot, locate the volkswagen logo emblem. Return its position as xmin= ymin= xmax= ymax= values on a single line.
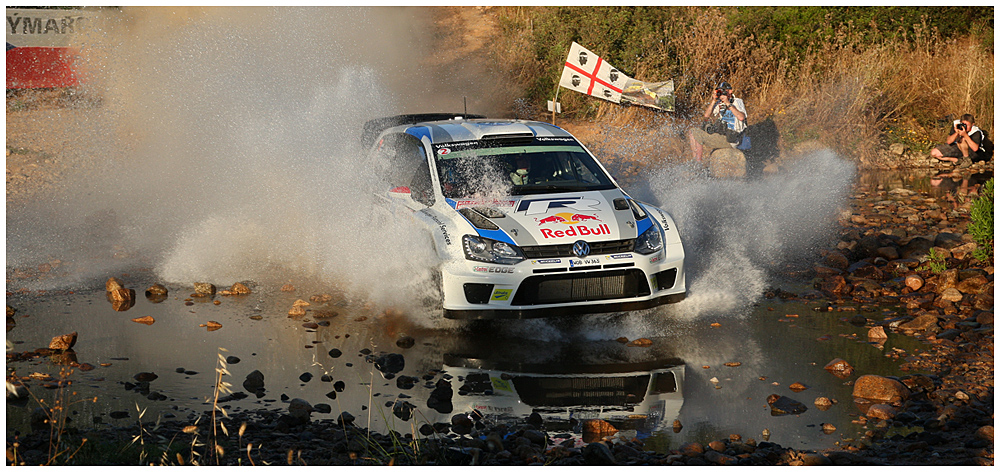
xmin=572 ymin=240 xmax=591 ymax=258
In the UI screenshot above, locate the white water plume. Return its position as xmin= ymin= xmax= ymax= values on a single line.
xmin=647 ymin=149 xmax=856 ymax=318
xmin=5 ymin=7 xmax=495 ymax=311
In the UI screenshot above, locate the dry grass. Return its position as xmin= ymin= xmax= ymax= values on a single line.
xmin=490 ymin=7 xmax=994 ymax=166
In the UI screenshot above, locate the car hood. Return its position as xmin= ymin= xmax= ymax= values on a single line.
xmin=449 ymin=189 xmax=652 ymax=247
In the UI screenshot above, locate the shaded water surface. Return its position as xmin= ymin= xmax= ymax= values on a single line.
xmin=7 ymin=278 xmax=927 ymax=452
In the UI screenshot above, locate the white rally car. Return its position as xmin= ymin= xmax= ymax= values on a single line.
xmin=364 ymin=114 xmax=685 ymax=319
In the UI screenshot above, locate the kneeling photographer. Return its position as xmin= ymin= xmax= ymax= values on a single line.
xmin=688 ymin=81 xmax=748 ymax=163
xmin=930 ymin=114 xmax=989 ymax=168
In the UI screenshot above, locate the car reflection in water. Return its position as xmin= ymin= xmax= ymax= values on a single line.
xmin=406 ymin=333 xmax=685 ymax=446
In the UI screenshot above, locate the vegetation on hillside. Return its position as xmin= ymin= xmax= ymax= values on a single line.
xmin=492 ymin=6 xmax=994 ymax=165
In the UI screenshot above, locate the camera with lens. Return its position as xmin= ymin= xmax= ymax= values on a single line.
xmin=957 ymin=123 xmax=967 ymax=131
xmin=715 ymin=89 xmax=725 ymax=98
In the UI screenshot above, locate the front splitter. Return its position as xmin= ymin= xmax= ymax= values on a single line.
xmin=443 ymin=292 xmax=686 ymax=320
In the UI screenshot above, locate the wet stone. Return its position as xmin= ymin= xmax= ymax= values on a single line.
xmin=226 ymin=356 xmax=240 ymax=364
xmin=767 ymin=394 xmax=808 ymax=415
xmin=328 ymin=348 xmax=342 ymax=358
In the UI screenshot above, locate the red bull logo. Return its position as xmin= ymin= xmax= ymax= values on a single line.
xmin=535 ymin=212 xmax=610 ymax=239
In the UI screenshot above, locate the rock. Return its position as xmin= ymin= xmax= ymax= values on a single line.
xmin=393 ymin=401 xmax=415 ymax=421
xmin=904 ymin=274 xmax=924 ymax=291
xmin=814 ymin=397 xmax=834 ymax=411
xmin=900 ymin=237 xmax=933 ymax=258
xmin=109 ymin=288 xmax=133 ymax=303
xmin=801 ymin=453 xmax=832 ymax=466
xmin=396 ymin=336 xmax=415 ymax=349
xmin=288 ymin=305 xmax=306 ymax=317
xmin=866 ymin=404 xmax=897 ymax=420
xmin=49 ymin=332 xmax=77 ymax=350
xmin=976 ymin=310 xmax=993 ymax=325
xmin=868 ymin=326 xmax=888 ymax=340
xmin=936 ymin=269 xmax=959 ymax=292
xmin=708 ymin=147 xmax=746 ymax=179
xmin=875 ymin=246 xmax=899 ymax=260
xmin=933 ymin=232 xmax=964 ymax=249
xmin=243 ymin=370 xmax=265 ymax=394
xmin=626 ymin=338 xmax=652 ymax=347
xmin=145 ymin=284 xmax=168 ymax=296
xmin=280 ymin=284 xmax=295 ymax=292
xmin=106 ymin=277 xmax=125 ymax=292
xmin=204 ymin=320 xmax=222 ymax=331
xmin=228 ymin=282 xmax=251 ymax=295
xmin=705 ymin=450 xmax=738 ymax=465
xmin=672 ymin=419 xmax=682 ymax=433
xmin=950 ymin=242 xmax=978 ymax=260
xmin=976 ymin=425 xmax=994 ymax=442
xmin=889 ymin=142 xmax=908 ymax=156
xmin=824 ymin=358 xmax=854 ymax=378
xmin=337 ymin=411 xmax=355 ymax=426
xmin=133 ymin=372 xmax=158 ymax=382
xmin=427 ymin=379 xmax=453 ymax=414
xmin=789 ymin=382 xmax=809 ymax=392
xmin=299 ymin=372 xmax=312 ymax=383
xmin=939 ymin=287 xmax=964 ymax=303
xmin=292 ymin=299 xmax=311 ymax=307
xmin=707 ymin=440 xmax=726 ymax=452
xmin=582 ymin=442 xmax=616 ymax=465
xmin=374 ymin=353 xmax=405 ymax=374
xmin=583 ymin=419 xmax=618 ymax=440
xmin=956 ymin=274 xmax=989 ymax=294
xmin=820 ymin=423 xmax=837 ymax=433
xmin=328 ymin=348 xmax=342 ymax=358
xmin=288 ymin=398 xmax=312 ymax=420
xmin=767 ymin=394 xmax=807 ymax=415
xmin=824 ymin=252 xmax=850 ymax=270
xmin=523 ymin=429 xmax=547 ymax=446
xmin=897 ymin=314 xmax=939 ymax=333
xmin=852 ymin=375 xmax=910 ymax=403
xmin=679 ymin=441 xmax=705 ymax=457
xmin=194 ymin=282 xmax=216 ymax=296
xmin=131 ymin=316 xmax=155 ymax=325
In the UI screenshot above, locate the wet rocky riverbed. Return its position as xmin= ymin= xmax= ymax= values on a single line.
xmin=6 ymin=167 xmax=994 ymax=466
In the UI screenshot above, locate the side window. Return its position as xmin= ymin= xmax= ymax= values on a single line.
xmin=378 ymin=133 xmax=434 ymax=206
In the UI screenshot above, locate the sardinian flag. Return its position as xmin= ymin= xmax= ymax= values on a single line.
xmin=558 ymin=42 xmax=626 ymax=103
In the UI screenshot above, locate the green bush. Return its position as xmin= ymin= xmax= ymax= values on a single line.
xmin=969 ymin=178 xmax=994 ymax=263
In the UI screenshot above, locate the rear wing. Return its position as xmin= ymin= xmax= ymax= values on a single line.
xmin=360 ymin=113 xmax=486 ymax=149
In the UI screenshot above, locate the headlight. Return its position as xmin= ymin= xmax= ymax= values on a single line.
xmin=462 ymin=235 xmax=525 ymax=265
xmin=634 ymin=224 xmax=663 ymax=255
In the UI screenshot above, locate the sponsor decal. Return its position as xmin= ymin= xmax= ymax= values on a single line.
xmin=491 ymin=377 xmax=514 ymax=393
xmin=655 ymin=209 xmax=671 ymax=231
xmin=419 ymin=209 xmax=452 ymax=246
xmin=531 ymin=258 xmax=562 ymax=265
xmin=539 ymin=224 xmax=611 ymax=239
xmin=605 ymin=254 xmax=633 ymax=260
xmin=535 ymin=212 xmax=600 ymax=225
xmin=649 ymin=255 xmax=662 ymax=264
xmin=437 ymin=148 xmax=451 ymax=156
xmin=517 ymin=196 xmax=601 ymax=216
xmin=491 ymin=289 xmax=512 ymax=301
xmin=453 ymin=199 xmax=516 ymax=209
xmin=536 ymin=211 xmax=609 ymax=239
xmin=474 ymin=266 xmax=515 ymax=274
xmin=568 ymin=258 xmax=600 ymax=268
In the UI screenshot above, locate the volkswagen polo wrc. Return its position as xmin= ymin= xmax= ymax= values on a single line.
xmin=364 ymin=114 xmax=686 ymax=319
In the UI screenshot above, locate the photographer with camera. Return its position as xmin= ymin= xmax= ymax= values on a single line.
xmin=688 ymin=81 xmax=747 ymax=163
xmin=930 ymin=114 xmax=986 ymax=168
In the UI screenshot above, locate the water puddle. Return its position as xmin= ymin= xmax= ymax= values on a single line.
xmin=6 ymin=276 xmax=928 ymax=452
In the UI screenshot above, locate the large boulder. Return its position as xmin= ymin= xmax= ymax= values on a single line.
xmin=709 ymin=147 xmax=746 ymax=178
xmin=853 ymin=375 xmax=910 ymax=403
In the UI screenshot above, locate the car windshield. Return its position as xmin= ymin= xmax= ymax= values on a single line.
xmin=433 ymin=137 xmax=616 ymax=198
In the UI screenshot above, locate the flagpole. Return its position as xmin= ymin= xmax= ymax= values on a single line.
xmin=552 ymin=87 xmax=560 ymax=126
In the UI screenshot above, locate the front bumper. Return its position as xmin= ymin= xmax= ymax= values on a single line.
xmin=441 ymin=243 xmax=686 ymax=320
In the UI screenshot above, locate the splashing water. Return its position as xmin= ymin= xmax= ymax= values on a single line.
xmin=6 ymin=8 xmax=486 ymax=310
xmin=6 ymin=8 xmax=856 ymax=331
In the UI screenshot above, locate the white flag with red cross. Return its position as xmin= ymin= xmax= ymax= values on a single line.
xmin=558 ymin=42 xmax=627 ymax=103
